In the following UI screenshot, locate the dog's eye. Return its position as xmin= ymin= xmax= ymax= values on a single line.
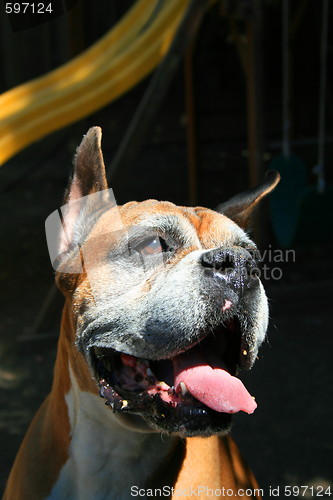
xmin=140 ymin=237 xmax=163 ymax=256
xmin=131 ymin=236 xmax=171 ymax=257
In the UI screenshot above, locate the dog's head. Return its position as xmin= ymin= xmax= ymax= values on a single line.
xmin=52 ymin=127 xmax=279 ymax=437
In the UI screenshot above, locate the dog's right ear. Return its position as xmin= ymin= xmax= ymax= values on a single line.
xmin=57 ymin=127 xmax=109 ymax=256
xmin=65 ymin=126 xmax=108 ymax=203
xmin=46 ymin=127 xmax=120 ymax=284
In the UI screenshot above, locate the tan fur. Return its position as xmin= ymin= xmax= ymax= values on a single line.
xmin=174 ymin=436 xmax=260 ymax=498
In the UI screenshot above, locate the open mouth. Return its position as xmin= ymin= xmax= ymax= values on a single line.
xmin=89 ymin=317 xmax=257 ymax=426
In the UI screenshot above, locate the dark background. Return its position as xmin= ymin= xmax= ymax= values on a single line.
xmin=0 ymin=0 xmax=332 ymax=497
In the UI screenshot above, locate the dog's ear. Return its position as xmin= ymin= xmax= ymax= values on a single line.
xmin=65 ymin=126 xmax=108 ymax=203
xmin=57 ymin=127 xmax=110 ymax=257
xmin=217 ymin=170 xmax=280 ymax=228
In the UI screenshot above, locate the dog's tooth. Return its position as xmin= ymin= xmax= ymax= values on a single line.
xmin=179 ymin=382 xmax=188 ymax=396
xmin=157 ymin=381 xmax=169 ymax=391
xmin=146 ymin=367 xmax=154 ymax=378
xmin=122 ymin=400 xmax=128 ymax=408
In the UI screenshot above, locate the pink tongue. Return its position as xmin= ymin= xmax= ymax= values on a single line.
xmin=172 ymin=350 xmax=257 ymax=414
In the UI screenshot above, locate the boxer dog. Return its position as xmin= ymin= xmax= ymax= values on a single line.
xmin=3 ymin=127 xmax=279 ymax=500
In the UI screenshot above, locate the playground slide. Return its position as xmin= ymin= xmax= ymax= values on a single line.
xmin=0 ymin=0 xmax=189 ymax=165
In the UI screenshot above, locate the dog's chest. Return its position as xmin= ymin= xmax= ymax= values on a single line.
xmin=46 ymin=372 xmax=173 ymax=500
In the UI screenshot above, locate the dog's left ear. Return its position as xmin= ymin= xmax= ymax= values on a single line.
xmin=217 ymin=170 xmax=280 ymax=228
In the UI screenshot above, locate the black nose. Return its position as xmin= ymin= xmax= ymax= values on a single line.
xmin=200 ymin=247 xmax=259 ymax=289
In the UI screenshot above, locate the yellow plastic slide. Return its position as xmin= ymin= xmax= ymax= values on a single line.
xmin=0 ymin=0 xmax=189 ymax=166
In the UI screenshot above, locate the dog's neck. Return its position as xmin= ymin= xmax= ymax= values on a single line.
xmin=49 ymin=370 xmax=178 ymax=499
xmin=46 ymin=299 xmax=180 ymax=500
